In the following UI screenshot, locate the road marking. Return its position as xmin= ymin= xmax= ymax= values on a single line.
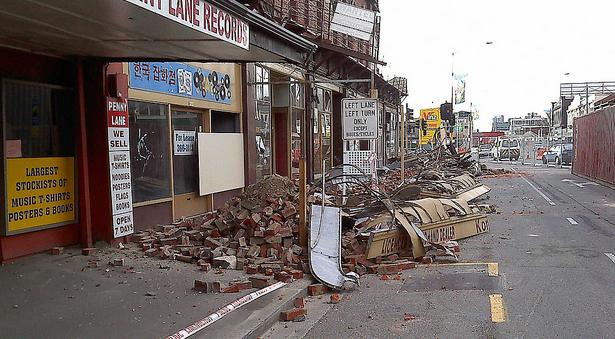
xmin=605 ymin=253 xmax=615 ymax=264
xmin=567 ymin=217 xmax=578 ymax=225
xmin=561 ymin=179 xmax=600 ymax=188
xmin=521 ymin=176 xmax=556 ymax=206
xmin=487 ymin=263 xmax=499 ymax=277
xmin=421 ymin=262 xmax=499 ymax=277
xmin=489 ymin=294 xmax=506 ymax=323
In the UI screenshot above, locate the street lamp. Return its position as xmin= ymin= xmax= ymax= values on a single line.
xmin=451 ymin=41 xmax=494 ymax=153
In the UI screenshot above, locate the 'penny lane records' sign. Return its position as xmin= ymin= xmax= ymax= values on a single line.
xmin=107 ymin=98 xmax=134 ymax=238
xmin=342 ymin=98 xmax=378 ymax=140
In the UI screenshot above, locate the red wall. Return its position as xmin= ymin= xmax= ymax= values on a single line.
xmin=572 ymin=108 xmax=615 ymax=186
xmin=0 ymin=48 xmax=80 ymax=262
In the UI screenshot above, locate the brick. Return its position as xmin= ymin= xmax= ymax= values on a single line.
xmin=113 ymin=258 xmax=125 ymax=267
xmin=212 ymin=256 xmax=237 ymax=269
xmin=377 ymin=263 xmax=401 ymax=275
xmin=245 ymin=265 xmax=259 ymax=275
xmin=194 ymin=280 xmax=210 ymax=292
xmin=307 ymin=283 xmax=329 ymax=296
xmin=294 ymin=297 xmax=305 ymax=308
xmin=278 ymin=227 xmax=293 ymax=238
xmin=50 ymin=247 xmax=64 ymax=255
xmin=82 ymin=247 xmax=96 ymax=256
xmin=222 ymin=284 xmax=240 ymax=293
xmin=267 ymin=248 xmax=279 ymax=258
xmin=274 ymin=271 xmax=293 ymax=283
xmin=160 ymin=237 xmax=180 ymax=246
xmin=87 ymin=261 xmax=98 ymax=268
xmin=236 ymin=257 xmax=246 ymax=270
xmin=176 ymin=255 xmax=193 ymax=263
xmin=398 ymin=261 xmax=416 ymax=270
xmin=265 ymin=236 xmax=282 ymax=244
xmin=211 ymin=281 xmax=221 ymax=293
xmin=281 ymin=205 xmax=297 ymax=219
xmin=265 ymin=268 xmax=274 ymax=276
xmin=247 ymin=245 xmax=260 ymax=258
xmin=288 ymin=269 xmax=304 ymax=280
xmin=249 ymin=275 xmax=274 ymax=288
xmin=231 ymin=281 xmax=252 ymax=291
xmin=330 ymin=293 xmax=342 ymax=304
xmin=197 ymin=260 xmax=212 ymax=272
xmin=280 ymin=308 xmax=307 ymax=322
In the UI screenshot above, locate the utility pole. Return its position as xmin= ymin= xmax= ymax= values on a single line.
xmin=400 ymin=102 xmax=406 ymax=183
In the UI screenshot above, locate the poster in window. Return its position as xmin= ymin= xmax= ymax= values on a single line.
xmin=5 ymin=157 xmax=76 ymax=233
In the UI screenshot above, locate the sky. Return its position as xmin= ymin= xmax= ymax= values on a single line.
xmin=378 ymin=0 xmax=615 ymax=131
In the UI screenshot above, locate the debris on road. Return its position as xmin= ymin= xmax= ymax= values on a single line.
xmin=307 ymin=145 xmax=495 ymax=287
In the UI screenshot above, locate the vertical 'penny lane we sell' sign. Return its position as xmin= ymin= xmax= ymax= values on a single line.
xmin=342 ymin=98 xmax=378 ymax=140
xmin=107 ymin=98 xmax=134 ymax=238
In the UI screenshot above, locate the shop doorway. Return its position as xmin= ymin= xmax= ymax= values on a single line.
xmin=171 ymin=108 xmax=208 ymax=219
xmin=273 ymin=109 xmax=288 ymax=177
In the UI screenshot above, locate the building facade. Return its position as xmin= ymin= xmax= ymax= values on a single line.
xmin=508 ymin=113 xmax=549 ymax=136
xmin=491 ymin=115 xmax=510 ymax=133
xmin=0 ymin=0 xmax=316 ymax=262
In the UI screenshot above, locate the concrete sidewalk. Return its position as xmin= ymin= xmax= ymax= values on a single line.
xmin=0 ymin=243 xmax=308 ymax=339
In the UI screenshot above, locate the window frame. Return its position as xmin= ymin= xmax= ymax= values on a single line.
xmin=1 ymin=78 xmax=78 ymax=235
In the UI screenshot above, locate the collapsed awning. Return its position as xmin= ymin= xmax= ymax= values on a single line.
xmin=0 ymin=0 xmax=316 ymax=65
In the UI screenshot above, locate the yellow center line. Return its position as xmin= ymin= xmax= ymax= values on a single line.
xmin=487 ymin=263 xmax=499 ymax=277
xmin=419 ymin=262 xmax=500 ymax=277
xmin=489 ymin=294 xmax=506 ymax=323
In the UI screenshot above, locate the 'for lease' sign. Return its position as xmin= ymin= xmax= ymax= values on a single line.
xmin=342 ymin=98 xmax=378 ymax=140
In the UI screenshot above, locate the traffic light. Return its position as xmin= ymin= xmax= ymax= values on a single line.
xmin=440 ymin=102 xmax=455 ymax=126
xmin=420 ymin=119 xmax=428 ymax=136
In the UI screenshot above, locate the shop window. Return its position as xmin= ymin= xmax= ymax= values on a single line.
xmin=314 ymin=87 xmax=333 ymax=179
xmin=290 ymin=80 xmax=304 ymax=109
xmin=211 ymin=111 xmax=240 ymax=133
xmin=129 ymin=101 xmax=171 ymax=203
xmin=172 ymin=110 xmax=202 ymax=195
xmin=291 ymin=107 xmax=303 ymax=180
xmin=3 ymin=80 xmax=77 ymax=234
xmin=4 ymin=80 xmax=75 ymax=157
xmin=255 ymin=65 xmax=272 ymax=181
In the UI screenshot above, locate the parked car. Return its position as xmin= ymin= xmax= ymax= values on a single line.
xmin=478 ymin=143 xmax=492 ymax=158
xmin=491 ymin=138 xmax=520 ymax=161
xmin=542 ymin=144 xmax=573 ymax=165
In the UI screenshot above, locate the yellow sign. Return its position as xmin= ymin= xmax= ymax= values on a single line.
xmin=6 ymin=157 xmax=76 ymax=233
xmin=419 ymin=108 xmax=441 ymax=145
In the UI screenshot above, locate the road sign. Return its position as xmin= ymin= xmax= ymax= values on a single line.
xmin=342 ymin=98 xmax=378 ymax=140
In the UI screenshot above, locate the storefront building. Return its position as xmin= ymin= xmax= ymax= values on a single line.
xmin=0 ymin=0 xmax=315 ymax=262
xmin=123 ymin=62 xmax=244 ymax=229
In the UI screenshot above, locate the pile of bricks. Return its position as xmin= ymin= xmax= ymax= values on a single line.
xmin=130 ymin=175 xmax=308 ymax=285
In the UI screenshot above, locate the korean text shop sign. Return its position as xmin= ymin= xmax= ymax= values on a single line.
xmin=342 ymin=98 xmax=378 ymax=140
xmin=107 ymin=98 xmax=134 ymax=238
xmin=5 ymin=157 xmax=76 ymax=234
xmin=124 ymin=0 xmax=249 ymax=50
xmin=130 ymin=62 xmax=233 ymax=105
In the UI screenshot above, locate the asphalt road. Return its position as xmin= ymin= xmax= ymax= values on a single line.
xmin=268 ymin=164 xmax=615 ymax=339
